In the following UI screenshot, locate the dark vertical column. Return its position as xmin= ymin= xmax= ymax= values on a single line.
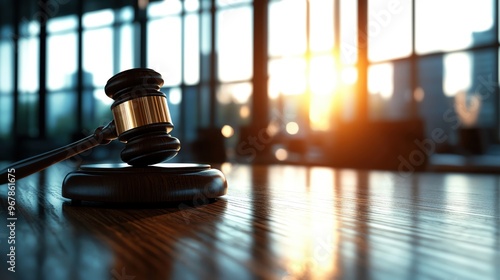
xmin=252 ymin=0 xmax=268 ymax=129
xmin=356 ymin=0 xmax=368 ymax=123
xmin=38 ymin=0 xmax=48 ymax=139
xmin=209 ymin=0 xmax=217 ymax=127
xmin=135 ymin=3 xmax=147 ymax=68
xmin=76 ymin=0 xmax=83 ymax=133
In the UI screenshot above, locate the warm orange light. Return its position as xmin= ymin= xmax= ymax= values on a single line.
xmin=239 ymin=105 xmax=250 ymax=119
xmin=275 ymin=148 xmax=288 ymax=161
xmin=309 ymin=55 xmax=337 ymax=131
xmin=221 ymin=162 xmax=233 ymax=174
xmin=286 ymin=122 xmax=300 ymax=135
xmin=221 ymin=125 xmax=234 ymax=138
xmin=414 ymin=87 xmax=425 ymax=102
xmin=266 ymin=121 xmax=280 ymax=137
xmin=309 ymin=95 xmax=332 ymax=131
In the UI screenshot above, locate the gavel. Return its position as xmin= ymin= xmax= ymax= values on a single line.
xmin=0 ymin=68 xmax=181 ymax=184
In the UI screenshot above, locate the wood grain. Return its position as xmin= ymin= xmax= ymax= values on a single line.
xmin=0 ymin=163 xmax=499 ymax=280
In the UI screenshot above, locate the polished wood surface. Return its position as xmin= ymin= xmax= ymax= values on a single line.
xmin=1 ymin=163 xmax=499 ymax=279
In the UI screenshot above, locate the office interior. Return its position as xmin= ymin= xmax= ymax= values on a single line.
xmin=0 ymin=0 xmax=499 ymax=171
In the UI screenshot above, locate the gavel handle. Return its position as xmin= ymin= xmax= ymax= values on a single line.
xmin=0 ymin=121 xmax=117 ymax=184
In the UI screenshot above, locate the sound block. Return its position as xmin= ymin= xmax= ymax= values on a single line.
xmin=62 ymin=163 xmax=227 ymax=204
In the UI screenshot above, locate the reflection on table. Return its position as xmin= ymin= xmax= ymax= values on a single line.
xmin=0 ymin=163 xmax=499 ymax=280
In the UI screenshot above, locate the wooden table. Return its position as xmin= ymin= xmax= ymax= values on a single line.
xmin=1 ymin=163 xmax=499 ymax=279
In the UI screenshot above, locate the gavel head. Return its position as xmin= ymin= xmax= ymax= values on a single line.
xmin=105 ymin=68 xmax=181 ymax=166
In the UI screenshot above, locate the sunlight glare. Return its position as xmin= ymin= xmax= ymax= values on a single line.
xmin=341 ymin=66 xmax=358 ymax=85
xmin=310 ymin=55 xmax=336 ymax=95
xmin=309 ymin=95 xmax=332 ymax=131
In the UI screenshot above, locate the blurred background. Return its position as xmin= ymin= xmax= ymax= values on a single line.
xmin=0 ymin=0 xmax=499 ymax=172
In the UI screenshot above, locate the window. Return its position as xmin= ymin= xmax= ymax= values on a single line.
xmin=1 ymin=0 xmax=500 ymax=164
xmin=0 ymin=27 xmax=14 ymax=138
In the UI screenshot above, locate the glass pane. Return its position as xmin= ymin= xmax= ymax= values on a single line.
xmin=118 ymin=24 xmax=136 ymax=71
xmin=184 ymin=14 xmax=200 ymax=85
xmin=269 ymin=0 xmax=307 ymax=56
xmin=0 ymin=96 xmax=13 ymax=137
xmin=200 ymin=11 xmax=211 ymax=56
xmin=47 ymin=15 xmax=78 ymax=33
xmin=417 ymin=49 xmax=497 ymax=144
xmin=309 ymin=0 xmax=334 ymax=52
xmin=148 ymin=17 xmax=182 ymax=86
xmin=118 ymin=6 xmax=134 ymax=22
xmin=19 ymin=20 xmax=39 ymax=36
xmin=83 ymin=9 xmax=114 ymax=28
xmin=368 ymin=0 xmax=412 ymax=62
xmin=47 ymin=92 xmax=77 ymax=138
xmin=18 ymin=37 xmax=39 ymax=93
xmin=0 ymin=39 xmax=13 ymax=94
xmin=268 ymin=57 xmax=307 ymax=98
xmin=216 ymin=0 xmax=252 ymax=8
xmin=18 ymin=94 xmax=38 ymax=137
xmin=216 ymin=0 xmax=252 ymax=7
xmin=166 ymin=87 xmax=181 ymax=132
xmin=340 ymin=0 xmax=357 ymax=64
xmin=368 ymin=61 xmax=412 ymax=120
xmin=83 ymin=28 xmax=113 ymax=87
xmin=168 ymin=87 xmax=183 ymax=126
xmin=462 ymin=50 xmax=496 ymax=128
xmin=47 ymin=32 xmax=77 ymax=91
xmin=217 ymin=82 xmax=252 ymax=105
xmin=443 ymin=52 xmax=472 ymax=97
xmin=83 ymin=89 xmax=113 ymax=130
xmin=309 ymin=55 xmax=336 ymax=131
xmin=216 ymin=82 xmax=252 ymax=147
xmin=148 ymin=0 xmax=182 ymax=17
xmin=199 ymin=85 xmax=211 ymax=127
xmin=200 ymin=11 xmax=212 ymax=83
xmin=416 ymin=0 xmax=495 ymax=54
xmin=0 ymin=25 xmax=13 ymax=38
xmin=184 ymin=0 xmax=200 ymax=12
xmin=217 ymin=6 xmax=253 ymax=82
